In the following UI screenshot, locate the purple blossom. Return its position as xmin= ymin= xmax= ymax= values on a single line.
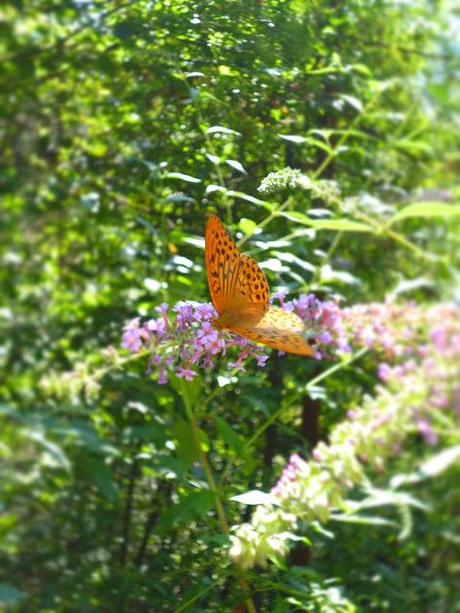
xmin=173 ymin=303 xmax=194 ymax=330
xmin=121 ymin=298 xmax=460 ymax=426
xmin=431 ymin=327 xmax=448 ymax=352
xmin=378 ymin=363 xmax=392 ymax=382
xmin=272 ymin=290 xmax=288 ymax=307
xmin=121 ymin=319 xmax=149 ymax=353
xmin=255 ymin=354 xmax=269 ymax=367
xmin=414 ymin=417 xmax=438 ymax=446
xmin=176 ymin=367 xmax=197 ymax=381
xmin=194 ymin=303 xmax=217 ymax=321
xmin=155 ymin=302 xmax=169 ymax=317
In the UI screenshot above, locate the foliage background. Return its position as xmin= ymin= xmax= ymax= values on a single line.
xmin=1 ymin=0 xmax=459 ymax=611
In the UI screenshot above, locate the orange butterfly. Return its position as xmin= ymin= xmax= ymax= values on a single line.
xmin=205 ymin=215 xmax=315 ymax=356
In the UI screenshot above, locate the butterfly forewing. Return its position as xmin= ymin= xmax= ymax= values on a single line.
xmin=205 ymin=215 xmax=314 ymax=357
xmin=228 ymin=308 xmax=315 ymax=356
xmin=205 ymin=215 xmax=269 ymax=317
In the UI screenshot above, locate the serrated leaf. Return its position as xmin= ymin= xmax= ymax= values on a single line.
xmin=389 ymin=202 xmax=460 ymax=224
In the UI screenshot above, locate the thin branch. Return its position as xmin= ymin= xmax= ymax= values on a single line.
xmin=119 ymin=450 xmax=139 ymax=566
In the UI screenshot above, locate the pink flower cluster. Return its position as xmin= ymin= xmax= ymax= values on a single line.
xmin=121 ymin=295 xmax=345 ymax=384
xmin=121 ymin=302 xmax=266 ymax=384
xmin=271 ymin=302 xmax=460 ymax=504
xmin=374 ymin=305 xmax=460 ymax=445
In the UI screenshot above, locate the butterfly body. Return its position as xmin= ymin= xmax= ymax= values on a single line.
xmin=213 ymin=310 xmax=263 ymax=330
xmin=205 ymin=215 xmax=315 ymax=357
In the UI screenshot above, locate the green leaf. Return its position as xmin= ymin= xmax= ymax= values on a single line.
xmin=205 ymin=184 xmax=227 ymax=195
xmin=238 ymin=218 xmax=257 ymax=236
xmin=206 ymin=125 xmax=241 ymax=136
xmin=340 ymin=94 xmax=364 ymax=113
xmin=345 ymin=488 xmax=428 ymax=513
xmin=391 ymin=445 xmax=460 ymax=489
xmin=171 ymin=419 xmax=200 ymax=467
xmin=389 ymin=202 xmax=460 ymax=224
xmin=272 ymin=250 xmax=316 ymax=274
xmin=231 ymin=490 xmax=278 ymax=506
xmin=214 ymin=416 xmax=245 ymax=455
xmin=278 ymin=211 xmax=373 ymax=232
xmin=226 ymin=190 xmax=274 ymax=211
xmin=159 ymin=491 xmax=215 ymax=531
xmin=331 ymin=514 xmax=398 ymax=528
xmin=279 ymin=134 xmax=307 ymax=144
xmin=170 ymin=373 xmax=202 ymax=407
xmin=166 ymin=172 xmax=202 ymax=183
xmin=226 ymin=159 xmax=247 ymax=174
xmin=310 ymin=219 xmax=373 ymax=232
xmin=86 ymin=457 xmax=119 ymax=502
xmin=205 ymin=153 xmax=220 ymax=165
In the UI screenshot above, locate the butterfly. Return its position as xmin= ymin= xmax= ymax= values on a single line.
xmin=205 ymin=215 xmax=315 ymax=356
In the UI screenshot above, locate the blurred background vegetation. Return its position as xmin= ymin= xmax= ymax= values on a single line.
xmin=1 ymin=0 xmax=459 ymax=611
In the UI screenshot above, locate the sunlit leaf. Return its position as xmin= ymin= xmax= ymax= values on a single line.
xmin=231 ymin=490 xmax=279 ymax=506
xmin=389 ymin=202 xmax=460 ymax=224
xmin=166 ymin=172 xmax=202 ymax=183
xmin=226 ymin=159 xmax=247 ymax=174
xmin=206 ymin=125 xmax=241 ymax=136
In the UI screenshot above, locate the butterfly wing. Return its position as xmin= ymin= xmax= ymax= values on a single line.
xmin=228 ymin=307 xmax=316 ymax=356
xmin=205 ymin=215 xmax=269 ymax=318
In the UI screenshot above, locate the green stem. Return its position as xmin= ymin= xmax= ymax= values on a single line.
xmin=178 ymin=379 xmax=257 ymax=613
xmin=354 ymin=210 xmax=439 ymax=262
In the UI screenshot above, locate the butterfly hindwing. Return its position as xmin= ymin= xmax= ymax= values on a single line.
xmin=228 ymin=308 xmax=315 ymax=356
